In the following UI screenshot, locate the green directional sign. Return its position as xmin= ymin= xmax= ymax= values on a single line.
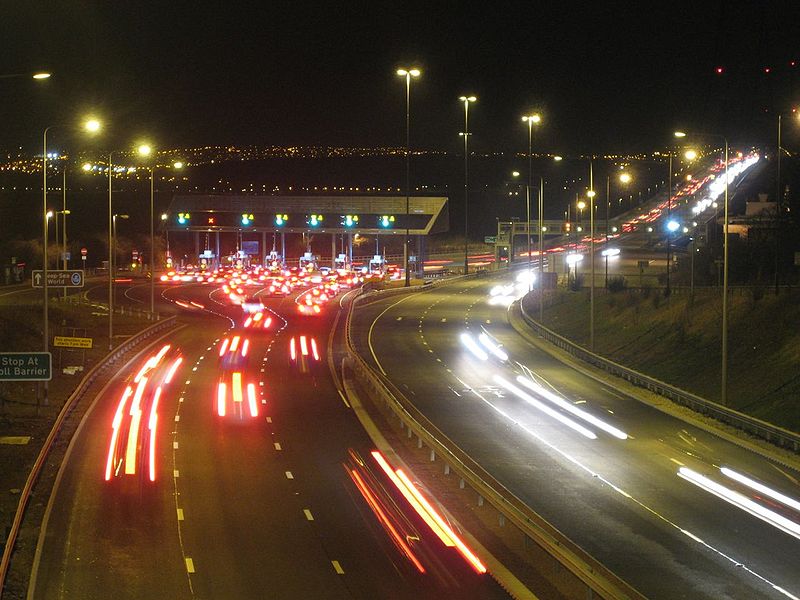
xmin=0 ymin=352 xmax=52 ymax=381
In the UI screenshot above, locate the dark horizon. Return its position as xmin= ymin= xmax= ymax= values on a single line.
xmin=2 ymin=2 xmax=798 ymax=157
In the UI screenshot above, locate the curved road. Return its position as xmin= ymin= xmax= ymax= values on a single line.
xmin=350 ymin=270 xmax=800 ymax=600
xmin=30 ymin=280 xmax=507 ymax=599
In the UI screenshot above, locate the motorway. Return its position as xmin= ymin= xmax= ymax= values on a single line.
xmin=348 ymin=269 xmax=800 ymax=600
xmin=29 ymin=280 xmax=507 ymax=599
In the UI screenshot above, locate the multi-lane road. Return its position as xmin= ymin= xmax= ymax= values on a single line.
xmin=29 ymin=278 xmax=507 ymax=599
xmin=348 ymin=269 xmax=800 ymax=600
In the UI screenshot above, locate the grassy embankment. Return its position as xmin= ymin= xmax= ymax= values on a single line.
xmin=526 ymin=286 xmax=800 ymax=433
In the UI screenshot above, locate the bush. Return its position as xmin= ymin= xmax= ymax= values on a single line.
xmin=607 ymin=276 xmax=626 ymax=293
xmin=750 ymin=286 xmax=765 ymax=305
xmin=651 ymin=292 xmax=661 ymax=309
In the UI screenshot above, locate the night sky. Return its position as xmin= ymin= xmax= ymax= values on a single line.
xmin=2 ymin=1 xmax=799 ymax=155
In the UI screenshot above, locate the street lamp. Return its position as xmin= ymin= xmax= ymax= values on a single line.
xmin=460 ymin=95 xmax=476 ymax=275
xmin=138 ymin=144 xmax=156 ymax=316
xmin=0 ymin=71 xmax=52 ymax=81
xmin=112 ymin=213 xmax=129 ymax=314
xmin=773 ymin=112 xmax=799 ymax=293
xmin=42 ymin=118 xmax=100 ymax=403
xmin=138 ymin=145 xmax=183 ymax=317
xmin=522 ymin=114 xmax=541 ymax=290
xmin=588 ymin=161 xmax=597 ymax=351
xmin=675 ymin=130 xmax=730 ymax=404
xmin=605 ymin=171 xmax=631 ymax=287
xmin=397 ymin=67 xmax=421 ymax=286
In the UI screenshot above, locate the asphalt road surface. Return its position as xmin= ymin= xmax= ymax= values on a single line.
xmin=30 ymin=280 xmax=508 ymax=599
xmin=349 ymin=270 xmax=800 ymax=600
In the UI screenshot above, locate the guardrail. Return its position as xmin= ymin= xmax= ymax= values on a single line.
xmin=517 ymin=301 xmax=800 ymax=454
xmin=0 ymin=316 xmax=180 ymax=591
xmin=343 ymin=285 xmax=642 ymax=599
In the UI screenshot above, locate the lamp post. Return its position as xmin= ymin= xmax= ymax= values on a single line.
xmin=522 ymin=114 xmax=541 ymax=289
xmin=588 ymin=161 xmax=596 ymax=351
xmin=665 ymin=153 xmax=675 ymax=295
xmin=773 ymin=112 xmax=797 ymax=294
xmin=460 ymin=95 xmax=476 ymax=275
xmin=112 ymin=213 xmax=129 ymax=313
xmin=141 ymin=153 xmax=183 ymax=316
xmin=138 ymin=144 xmax=156 ymax=316
xmin=537 ymin=175 xmax=544 ymax=321
xmin=675 ymin=130 xmax=729 ymax=404
xmin=575 ymin=198 xmax=586 ymax=286
xmin=397 ymin=67 xmax=420 ymax=287
xmin=42 ymin=117 xmax=99 ymax=403
xmin=605 ymin=171 xmax=631 ymax=287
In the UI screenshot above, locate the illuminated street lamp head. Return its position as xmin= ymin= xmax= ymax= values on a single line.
xmin=82 ymin=162 xmax=92 ymax=172
xmin=137 ymin=144 xmax=152 ymax=157
xmin=674 ymin=131 xmax=687 ymax=138
xmin=173 ymin=161 xmax=184 ymax=169
xmin=32 ymin=72 xmax=51 ymax=80
xmin=619 ymin=172 xmax=632 ymax=184
xmin=587 ymin=190 xmax=596 ymax=198
xmin=511 ymin=171 xmax=520 ymax=177
xmin=522 ymin=114 xmax=541 ymax=124
xmin=666 ymin=219 xmax=680 ymax=232
xmin=396 ymin=68 xmax=421 ymax=77
xmin=685 ymin=149 xmax=698 ymax=161
xmin=84 ymin=119 xmax=101 ymax=133
xmin=553 ymin=155 xmax=563 ymax=161
xmin=46 ymin=211 xmax=54 ymax=219
xmin=577 ymin=200 xmax=587 ymax=210
xmin=161 ymin=213 xmax=168 ymax=221
xmin=459 ymin=95 xmax=477 ymax=103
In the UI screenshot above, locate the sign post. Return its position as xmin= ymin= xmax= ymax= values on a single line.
xmin=31 ymin=270 xmax=84 ymax=288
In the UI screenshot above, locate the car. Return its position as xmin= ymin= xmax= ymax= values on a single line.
xmin=104 ymin=345 xmax=183 ymax=483
xmin=241 ymin=296 xmax=264 ymax=313
xmin=216 ymin=335 xmax=259 ymax=419
xmin=289 ymin=335 xmax=321 ymax=373
xmin=242 ymin=310 xmax=273 ymax=330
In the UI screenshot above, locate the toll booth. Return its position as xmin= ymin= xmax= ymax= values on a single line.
xmin=266 ymin=250 xmax=283 ymax=272
xmin=198 ymin=249 xmax=216 ymax=270
xmin=368 ymin=254 xmax=385 ymax=274
xmin=334 ymin=253 xmax=350 ymax=271
xmin=299 ymin=252 xmax=317 ymax=271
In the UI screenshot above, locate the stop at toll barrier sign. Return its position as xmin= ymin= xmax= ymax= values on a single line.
xmin=0 ymin=352 xmax=52 ymax=381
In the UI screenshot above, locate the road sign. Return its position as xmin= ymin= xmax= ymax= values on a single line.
xmin=31 ymin=270 xmax=84 ymax=288
xmin=80 ymin=247 xmax=88 ymax=257
xmin=53 ymin=336 xmax=93 ymax=349
xmin=484 ymin=236 xmax=497 ymax=244
xmin=0 ymin=352 xmax=51 ymax=381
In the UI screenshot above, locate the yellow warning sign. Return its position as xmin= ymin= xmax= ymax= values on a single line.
xmin=53 ymin=336 xmax=93 ymax=349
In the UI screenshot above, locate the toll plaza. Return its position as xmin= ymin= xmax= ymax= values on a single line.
xmin=163 ymin=195 xmax=448 ymax=274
